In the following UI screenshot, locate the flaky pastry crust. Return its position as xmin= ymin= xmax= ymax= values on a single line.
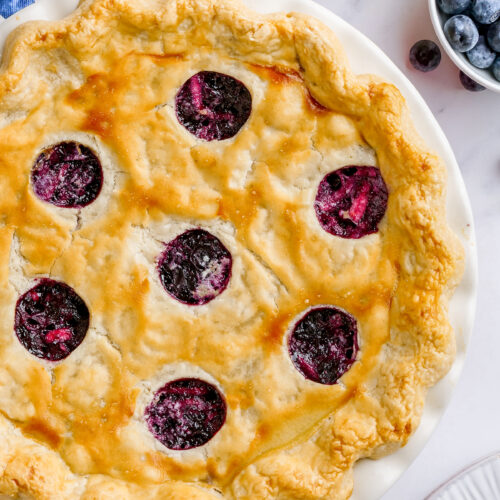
xmin=0 ymin=0 xmax=464 ymax=498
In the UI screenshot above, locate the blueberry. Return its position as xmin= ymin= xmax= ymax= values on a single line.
xmin=466 ymin=35 xmax=497 ymax=67
xmin=409 ymin=40 xmax=442 ymax=71
xmin=471 ymin=0 xmax=500 ymax=24
xmin=438 ymin=0 xmax=472 ymax=14
xmin=444 ymin=15 xmax=480 ymax=51
xmin=474 ymin=19 xmax=492 ymax=34
xmin=492 ymin=56 xmax=500 ymax=80
xmin=459 ymin=70 xmax=487 ymax=90
xmin=487 ymin=20 xmax=500 ymax=50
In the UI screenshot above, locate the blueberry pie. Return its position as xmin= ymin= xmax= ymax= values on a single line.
xmin=0 ymin=0 xmax=464 ymax=498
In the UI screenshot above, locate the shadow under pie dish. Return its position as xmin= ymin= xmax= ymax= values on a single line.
xmin=0 ymin=0 xmax=465 ymax=498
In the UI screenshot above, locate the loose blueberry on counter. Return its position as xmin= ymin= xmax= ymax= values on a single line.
xmin=288 ymin=307 xmax=358 ymax=385
xmin=471 ymin=0 xmax=500 ymax=24
xmin=314 ymin=166 xmax=388 ymax=239
xmin=466 ymin=35 xmax=497 ymax=66
xmin=487 ymin=20 xmax=500 ymax=50
xmin=145 ymin=378 xmax=226 ymax=450
xmin=31 ymin=141 xmax=103 ymax=208
xmin=444 ymin=15 xmax=480 ymax=51
xmin=492 ymin=56 xmax=500 ymax=80
xmin=409 ymin=40 xmax=442 ymax=71
xmin=158 ymin=229 xmax=232 ymax=306
xmin=14 ymin=279 xmax=90 ymax=361
xmin=175 ymin=71 xmax=252 ymax=141
xmin=459 ymin=69 xmax=487 ymax=89
xmin=438 ymin=0 xmax=472 ymax=14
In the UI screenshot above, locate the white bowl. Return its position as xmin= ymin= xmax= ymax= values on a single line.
xmin=429 ymin=0 xmax=500 ymax=93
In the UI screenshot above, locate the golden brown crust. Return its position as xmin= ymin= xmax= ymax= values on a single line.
xmin=0 ymin=0 xmax=464 ymax=498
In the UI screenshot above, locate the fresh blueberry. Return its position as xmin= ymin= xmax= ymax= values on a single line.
xmin=157 ymin=229 xmax=232 ymax=305
xmin=175 ymin=71 xmax=252 ymax=141
xmin=409 ymin=40 xmax=442 ymax=71
xmin=14 ymin=279 xmax=90 ymax=361
xmin=487 ymin=20 xmax=500 ymax=50
xmin=492 ymin=56 xmax=500 ymax=80
xmin=444 ymin=15 xmax=480 ymax=51
xmin=471 ymin=0 xmax=500 ymax=24
xmin=467 ymin=35 xmax=496 ymax=67
xmin=474 ymin=19 xmax=492 ymax=34
xmin=31 ymin=142 xmax=103 ymax=209
xmin=461 ymin=6 xmax=494 ymax=31
xmin=438 ymin=0 xmax=472 ymax=14
xmin=459 ymin=70 xmax=486 ymax=90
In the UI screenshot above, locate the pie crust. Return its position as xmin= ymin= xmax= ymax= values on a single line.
xmin=0 ymin=0 xmax=464 ymax=498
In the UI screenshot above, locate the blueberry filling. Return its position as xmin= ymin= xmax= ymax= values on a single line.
xmin=315 ymin=166 xmax=388 ymax=239
xmin=158 ymin=229 xmax=232 ymax=306
xmin=14 ymin=279 xmax=90 ymax=361
xmin=145 ymin=378 xmax=227 ymax=450
xmin=175 ymin=71 xmax=252 ymax=141
xmin=288 ymin=307 xmax=358 ymax=385
xmin=31 ymin=141 xmax=103 ymax=208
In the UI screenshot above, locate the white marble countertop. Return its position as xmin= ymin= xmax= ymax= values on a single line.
xmin=312 ymin=0 xmax=500 ymax=498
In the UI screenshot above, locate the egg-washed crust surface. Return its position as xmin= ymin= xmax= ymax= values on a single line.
xmin=0 ymin=0 xmax=464 ymax=498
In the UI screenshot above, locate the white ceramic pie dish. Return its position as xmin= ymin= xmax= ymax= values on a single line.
xmin=0 ymin=1 xmax=478 ymax=499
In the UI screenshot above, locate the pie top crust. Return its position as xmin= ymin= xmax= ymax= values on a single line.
xmin=0 ymin=0 xmax=464 ymax=498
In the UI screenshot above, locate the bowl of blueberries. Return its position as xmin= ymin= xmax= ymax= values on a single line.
xmin=427 ymin=0 xmax=500 ymax=92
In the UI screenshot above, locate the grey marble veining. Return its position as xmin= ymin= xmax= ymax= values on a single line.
xmin=315 ymin=0 xmax=500 ymax=499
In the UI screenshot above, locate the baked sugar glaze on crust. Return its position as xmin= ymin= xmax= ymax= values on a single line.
xmin=145 ymin=378 xmax=227 ymax=450
xmin=0 ymin=0 xmax=464 ymax=498
xmin=31 ymin=141 xmax=103 ymax=208
xmin=14 ymin=279 xmax=89 ymax=361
